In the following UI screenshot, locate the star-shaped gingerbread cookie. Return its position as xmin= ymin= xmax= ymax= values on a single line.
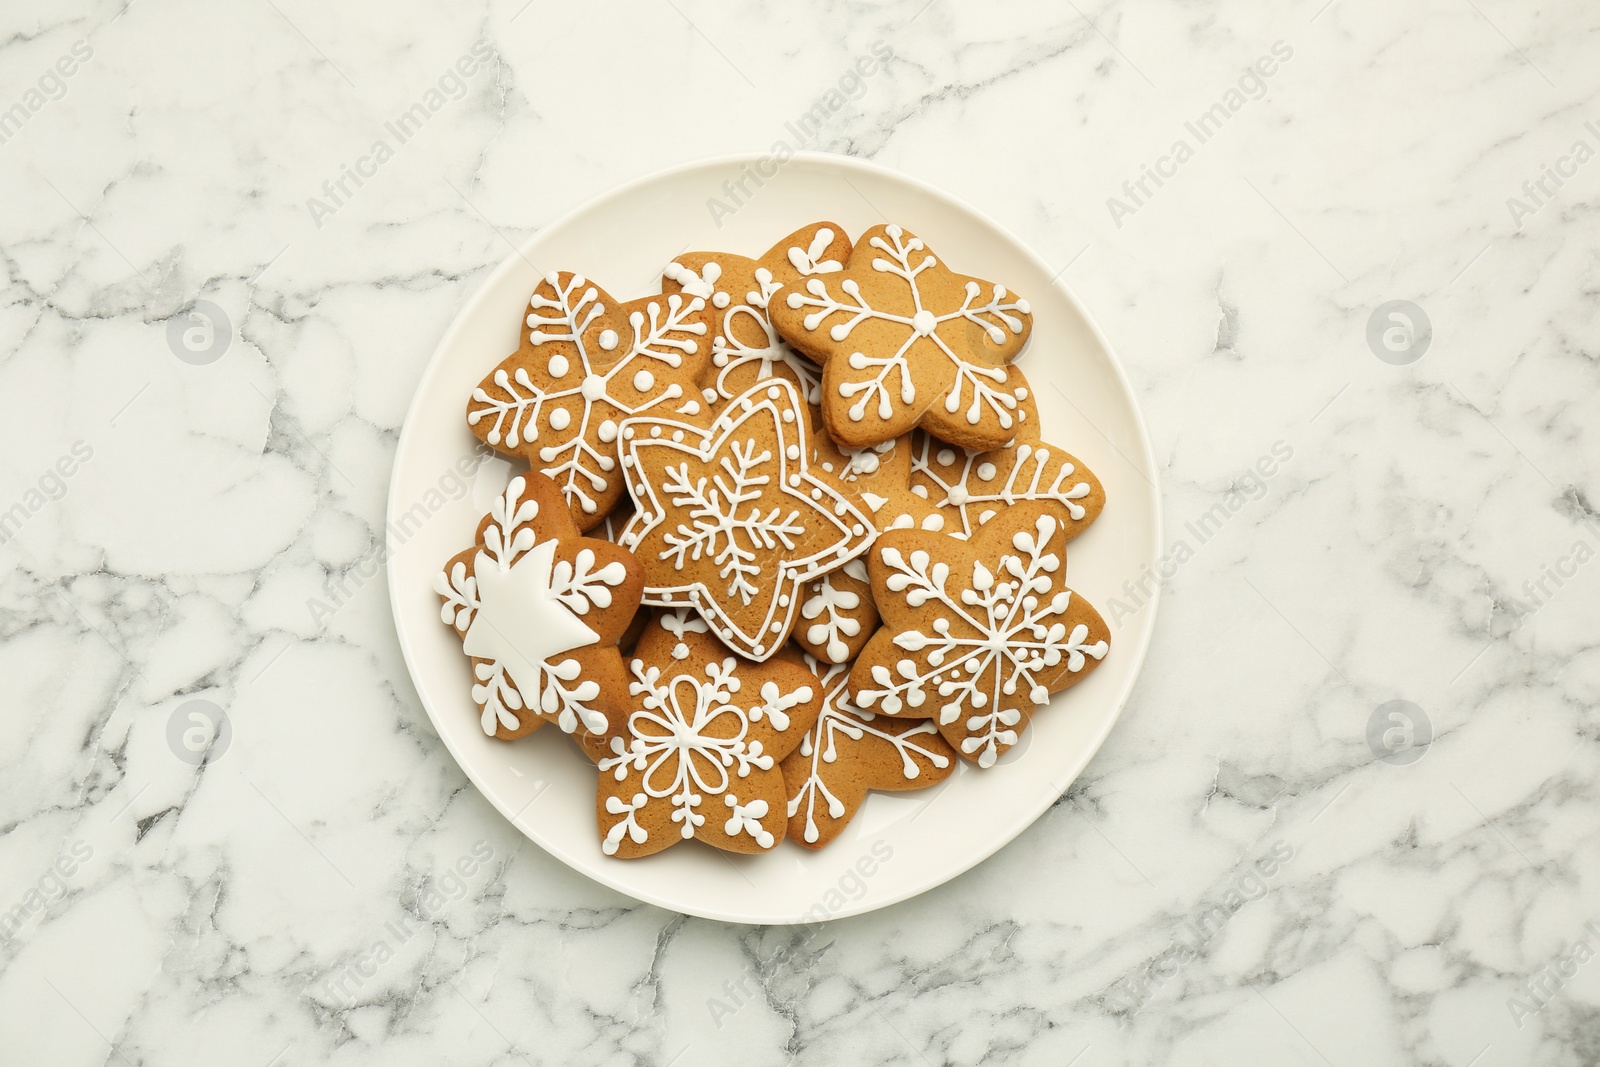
xmin=435 ymin=472 xmax=644 ymax=740
xmin=466 ymin=271 xmax=714 ymax=530
xmin=661 ymin=233 xmax=850 ymax=428
xmin=617 ymin=378 xmax=877 ymax=661
xmin=781 ymin=651 xmax=957 ymax=848
xmin=903 ymin=432 xmax=1105 ymax=540
xmin=849 ymin=502 xmax=1110 ymax=767
xmin=764 ymin=222 xmax=1034 ymax=451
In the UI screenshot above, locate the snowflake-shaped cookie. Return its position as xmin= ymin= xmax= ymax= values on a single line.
xmin=589 ymin=616 xmax=821 ymax=858
xmin=466 ymin=271 xmax=713 ymax=530
xmin=902 ymin=432 xmax=1105 ymax=540
xmin=435 ymin=472 xmax=643 ymax=740
xmin=850 ymin=503 xmax=1110 ymax=767
xmin=780 ymin=652 xmax=956 ymax=848
xmin=617 ymin=378 xmax=877 ymax=661
xmin=662 ymin=230 xmax=851 ymax=426
xmin=764 ymin=222 xmax=1034 ymax=451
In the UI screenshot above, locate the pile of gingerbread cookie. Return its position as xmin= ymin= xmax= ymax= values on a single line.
xmin=435 ymin=221 xmax=1111 ymax=859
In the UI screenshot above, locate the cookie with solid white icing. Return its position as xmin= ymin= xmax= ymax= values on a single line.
xmin=763 ymin=222 xmax=1034 ymax=451
xmin=616 ymin=378 xmax=877 ymax=662
xmin=849 ymin=502 xmax=1110 ymax=768
xmin=585 ymin=612 xmax=822 ymax=858
xmin=466 ymin=271 xmax=715 ymax=531
xmin=780 ymin=650 xmax=957 ymax=848
xmin=435 ymin=472 xmax=644 ymax=742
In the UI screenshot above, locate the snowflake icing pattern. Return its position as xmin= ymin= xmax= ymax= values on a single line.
xmin=785 ymin=656 xmax=953 ymax=846
xmin=596 ymin=626 xmax=816 ymax=857
xmin=618 ymin=379 xmax=876 ymax=661
xmin=774 ymin=224 xmax=1033 ymax=446
xmin=907 ymin=432 xmax=1103 ymax=540
xmin=852 ymin=511 xmax=1110 ymax=767
xmin=466 ymin=272 xmax=711 ymax=524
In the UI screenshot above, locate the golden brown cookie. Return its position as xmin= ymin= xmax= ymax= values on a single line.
xmin=593 ymin=499 xmax=649 ymax=654
xmin=588 ymin=612 xmax=822 ymax=858
xmin=466 ymin=271 xmax=714 ymax=530
xmin=781 ymin=651 xmax=957 ymax=848
xmin=763 ymin=222 xmax=1033 ymax=451
xmin=790 ymin=424 xmax=916 ymax=663
xmin=616 ymin=378 xmax=877 ymax=662
xmin=849 ymin=502 xmax=1110 ymax=767
xmin=901 ymin=432 xmax=1105 ymax=540
xmin=435 ymin=472 xmax=643 ymax=741
xmin=662 ymin=247 xmax=844 ymax=428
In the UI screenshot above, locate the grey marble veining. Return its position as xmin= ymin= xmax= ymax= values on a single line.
xmin=1 ymin=0 xmax=1598 ymax=1063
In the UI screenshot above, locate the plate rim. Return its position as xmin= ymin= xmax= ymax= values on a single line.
xmin=386 ymin=150 xmax=1164 ymax=924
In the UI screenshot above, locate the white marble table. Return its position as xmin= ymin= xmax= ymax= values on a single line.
xmin=2 ymin=1 xmax=1597 ymax=1063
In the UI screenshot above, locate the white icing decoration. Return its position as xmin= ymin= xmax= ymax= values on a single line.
xmin=800 ymin=571 xmax=866 ymax=663
xmin=787 ymin=228 xmax=843 ymax=276
xmin=633 ymin=369 xmax=654 ymax=392
xmin=467 ymin=274 xmax=707 ymax=514
xmin=854 ymin=514 xmax=1107 ymax=768
xmin=599 ymin=654 xmax=810 ymax=851
xmin=783 ymin=226 xmax=1028 ymax=427
xmin=723 ymin=795 xmax=774 ymax=847
xmin=434 ymin=477 xmax=626 ymax=736
xmin=618 ymin=379 xmax=876 ymax=661
xmin=548 ymin=408 xmax=570 ymax=431
xmin=787 ymin=657 xmax=949 ymax=844
xmin=700 ymin=261 xmax=823 ymax=408
xmin=911 ymin=435 xmax=1093 ymax=538
xmin=659 ymin=606 xmax=709 ymax=660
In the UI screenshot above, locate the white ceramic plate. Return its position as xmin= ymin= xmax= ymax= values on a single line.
xmin=388 ymin=153 xmax=1161 ymax=924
